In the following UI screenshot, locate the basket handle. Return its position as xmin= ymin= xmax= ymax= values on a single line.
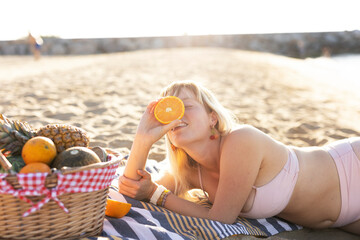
xmin=60 ymin=155 xmax=124 ymax=175
xmin=0 ymin=152 xmax=16 ymax=174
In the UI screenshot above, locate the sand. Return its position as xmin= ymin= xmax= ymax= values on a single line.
xmin=1 ymin=48 xmax=359 ymax=239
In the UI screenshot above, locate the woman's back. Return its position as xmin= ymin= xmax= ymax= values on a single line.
xmin=278 ymin=145 xmax=341 ymax=228
xmin=201 ymin=125 xmax=342 ymax=228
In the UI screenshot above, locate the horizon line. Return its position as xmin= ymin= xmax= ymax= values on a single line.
xmin=2 ymin=29 xmax=359 ymax=42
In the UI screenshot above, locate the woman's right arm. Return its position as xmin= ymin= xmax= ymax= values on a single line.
xmin=122 ymin=100 xmax=181 ymax=180
xmin=122 ymin=135 xmax=152 ymax=180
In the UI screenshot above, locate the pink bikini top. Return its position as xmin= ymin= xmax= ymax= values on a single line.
xmin=198 ymin=147 xmax=299 ymax=219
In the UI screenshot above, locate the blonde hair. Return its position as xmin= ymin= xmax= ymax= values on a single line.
xmin=160 ymin=80 xmax=237 ymax=196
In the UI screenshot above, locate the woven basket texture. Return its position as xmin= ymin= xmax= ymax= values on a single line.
xmin=0 ymin=153 xmax=121 ymax=240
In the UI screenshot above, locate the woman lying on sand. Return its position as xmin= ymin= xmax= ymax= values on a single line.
xmin=119 ymin=80 xmax=360 ymax=235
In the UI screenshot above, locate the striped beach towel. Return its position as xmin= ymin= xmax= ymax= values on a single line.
xmin=90 ymin=159 xmax=302 ymax=240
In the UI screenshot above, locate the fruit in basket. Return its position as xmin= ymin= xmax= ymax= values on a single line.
xmin=0 ymin=114 xmax=90 ymax=155
xmin=22 ymin=136 xmax=57 ymax=165
xmin=154 ymin=96 xmax=185 ymax=124
xmin=37 ymin=124 xmax=90 ymax=153
xmin=91 ymin=146 xmax=108 ymax=162
xmin=19 ymin=162 xmax=51 ymax=174
xmin=51 ymin=146 xmax=101 ymax=169
xmin=105 ymin=198 xmax=131 ymax=218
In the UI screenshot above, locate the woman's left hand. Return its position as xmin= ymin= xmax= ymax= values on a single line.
xmin=119 ymin=169 xmax=156 ymax=201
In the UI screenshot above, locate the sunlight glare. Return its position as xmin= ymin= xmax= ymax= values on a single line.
xmin=1 ymin=0 xmax=359 ymax=40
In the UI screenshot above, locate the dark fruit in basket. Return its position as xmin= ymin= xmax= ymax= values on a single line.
xmin=51 ymin=147 xmax=101 ymax=169
xmin=90 ymin=146 xmax=108 ymax=162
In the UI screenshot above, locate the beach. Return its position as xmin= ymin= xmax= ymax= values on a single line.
xmin=0 ymin=48 xmax=359 ymax=239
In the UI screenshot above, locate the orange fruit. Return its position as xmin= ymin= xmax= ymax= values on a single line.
xmin=105 ymin=199 xmax=131 ymax=218
xmin=22 ymin=136 xmax=57 ymax=165
xmin=154 ymin=96 xmax=185 ymax=124
xmin=19 ymin=162 xmax=51 ymax=174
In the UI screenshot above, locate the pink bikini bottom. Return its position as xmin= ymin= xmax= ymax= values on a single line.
xmin=325 ymin=139 xmax=360 ymax=228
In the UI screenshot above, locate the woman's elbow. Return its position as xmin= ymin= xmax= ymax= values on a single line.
xmin=214 ymin=216 xmax=237 ymax=225
xmin=208 ymin=211 xmax=237 ymax=225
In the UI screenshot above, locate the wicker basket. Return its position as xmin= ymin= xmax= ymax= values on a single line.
xmin=0 ymin=151 xmax=122 ymax=240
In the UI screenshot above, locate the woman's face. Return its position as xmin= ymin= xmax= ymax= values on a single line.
xmin=167 ymin=88 xmax=215 ymax=147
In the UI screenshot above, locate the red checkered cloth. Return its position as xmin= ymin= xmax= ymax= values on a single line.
xmin=0 ymin=154 xmax=120 ymax=217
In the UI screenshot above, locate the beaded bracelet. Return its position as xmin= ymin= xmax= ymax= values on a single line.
xmin=157 ymin=189 xmax=170 ymax=206
xmin=160 ymin=190 xmax=171 ymax=207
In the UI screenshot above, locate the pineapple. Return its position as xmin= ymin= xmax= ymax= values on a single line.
xmin=0 ymin=114 xmax=90 ymax=155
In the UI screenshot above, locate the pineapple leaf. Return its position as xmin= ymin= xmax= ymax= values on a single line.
xmin=7 ymin=155 xmax=26 ymax=173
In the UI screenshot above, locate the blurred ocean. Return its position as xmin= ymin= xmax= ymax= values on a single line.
xmin=332 ymin=54 xmax=360 ymax=86
xmin=305 ymin=54 xmax=360 ymax=90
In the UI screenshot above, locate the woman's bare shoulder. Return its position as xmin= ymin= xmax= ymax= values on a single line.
xmin=226 ymin=124 xmax=266 ymax=140
xmin=220 ymin=125 xmax=278 ymax=160
xmin=224 ymin=125 xmax=287 ymax=157
xmin=219 ymin=125 xmax=264 ymax=153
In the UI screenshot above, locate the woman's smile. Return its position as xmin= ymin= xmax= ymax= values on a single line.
xmin=171 ymin=121 xmax=188 ymax=132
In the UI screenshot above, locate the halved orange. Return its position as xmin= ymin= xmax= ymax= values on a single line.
xmin=154 ymin=96 xmax=185 ymax=124
xmin=105 ymin=198 xmax=132 ymax=218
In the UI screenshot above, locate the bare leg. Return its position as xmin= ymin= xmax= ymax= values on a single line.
xmin=34 ymin=49 xmax=41 ymax=60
